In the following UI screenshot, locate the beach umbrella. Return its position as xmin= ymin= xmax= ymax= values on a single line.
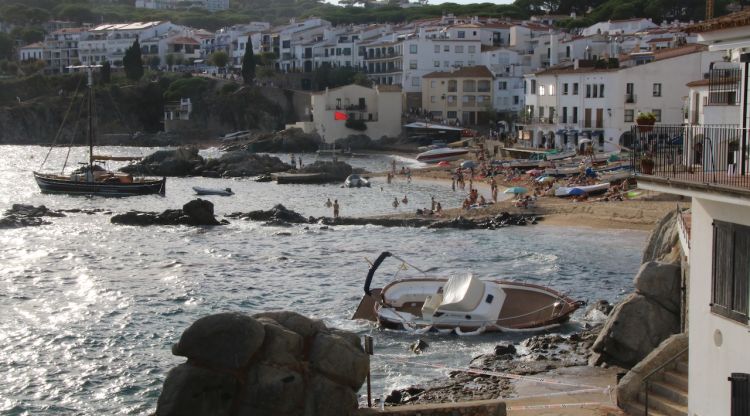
xmin=460 ymin=160 xmax=476 ymax=169
xmin=567 ymin=188 xmax=585 ymax=196
xmin=504 ymin=186 xmax=528 ymax=194
xmin=437 ymin=161 xmax=451 ymax=167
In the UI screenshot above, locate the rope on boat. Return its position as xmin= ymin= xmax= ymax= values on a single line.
xmin=40 ymin=74 xmax=85 ymax=170
xmin=61 ymin=97 xmax=88 ymax=174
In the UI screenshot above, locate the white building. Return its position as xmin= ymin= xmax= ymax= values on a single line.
xmin=581 ymin=18 xmax=658 ymax=37
xmin=632 ymin=10 xmax=750 ymax=416
xmin=520 ymin=45 xmax=722 ymax=152
xmin=78 ymin=21 xmax=180 ymax=66
xmin=309 ymin=84 xmax=403 ymax=143
xmin=18 ymin=42 xmax=44 ymax=62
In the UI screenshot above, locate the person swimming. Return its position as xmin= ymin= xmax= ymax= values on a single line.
xmin=324 ymin=198 xmax=333 ymax=208
xmin=402 ymin=195 xmax=408 ymax=204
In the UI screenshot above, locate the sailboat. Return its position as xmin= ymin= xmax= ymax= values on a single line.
xmin=33 ymin=65 xmax=166 ymax=197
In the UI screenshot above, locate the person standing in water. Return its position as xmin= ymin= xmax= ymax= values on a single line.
xmin=291 ymin=154 xmax=296 ymax=167
xmin=333 ymin=199 xmax=340 ymax=218
xmin=392 ymin=197 xmax=399 ymax=208
xmin=325 ymin=198 xmax=333 ymax=208
xmin=402 ymin=195 xmax=408 ymax=204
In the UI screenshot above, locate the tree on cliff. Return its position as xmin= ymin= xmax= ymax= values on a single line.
xmin=241 ymin=47 xmax=256 ymax=85
xmin=210 ymin=51 xmax=229 ymax=73
xmin=123 ymin=38 xmax=144 ymax=81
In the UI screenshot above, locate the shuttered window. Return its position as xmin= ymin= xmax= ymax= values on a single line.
xmin=729 ymin=373 xmax=750 ymax=416
xmin=712 ymin=221 xmax=750 ymax=325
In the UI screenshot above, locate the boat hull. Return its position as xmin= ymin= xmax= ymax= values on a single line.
xmin=416 ymin=148 xmax=470 ymax=163
xmin=193 ymin=187 xmax=233 ymax=196
xmin=34 ymin=173 xmax=165 ymax=197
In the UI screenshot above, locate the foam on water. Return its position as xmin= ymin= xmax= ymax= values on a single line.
xmin=0 ymin=146 xmax=647 ymax=414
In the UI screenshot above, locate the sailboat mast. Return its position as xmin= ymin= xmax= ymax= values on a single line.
xmin=87 ymin=66 xmax=94 ymax=167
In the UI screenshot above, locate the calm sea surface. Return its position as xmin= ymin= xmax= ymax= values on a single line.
xmin=0 ymin=146 xmax=647 ymax=414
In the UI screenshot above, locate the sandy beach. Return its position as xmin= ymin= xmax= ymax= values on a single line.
xmin=374 ymin=165 xmax=684 ymax=231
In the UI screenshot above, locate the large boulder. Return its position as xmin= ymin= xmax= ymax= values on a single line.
xmin=121 ymin=147 xmax=203 ymax=177
xmin=589 ymin=293 xmax=680 ymax=368
xmin=642 ymin=209 xmax=680 ymax=264
xmin=182 ymin=199 xmax=220 ymax=226
xmin=634 ymin=262 xmax=681 ymax=314
xmin=172 ymin=312 xmax=266 ymax=369
xmin=212 ymin=151 xmax=291 ymax=178
xmin=157 ymin=311 xmax=367 ymax=416
xmin=298 ymin=160 xmax=353 ymax=181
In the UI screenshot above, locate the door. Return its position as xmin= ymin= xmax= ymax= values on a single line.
xmin=595 ymin=108 xmax=604 ymax=128
xmin=584 ymin=108 xmax=592 ymax=128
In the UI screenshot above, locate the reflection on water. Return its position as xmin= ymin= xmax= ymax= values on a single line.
xmin=0 ymin=146 xmax=646 ymax=414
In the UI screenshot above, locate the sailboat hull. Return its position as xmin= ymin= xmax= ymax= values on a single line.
xmin=34 ymin=172 xmax=165 ymax=197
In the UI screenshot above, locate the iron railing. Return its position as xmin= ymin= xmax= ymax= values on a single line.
xmin=629 ymin=124 xmax=750 ymax=190
xmin=643 ymin=347 xmax=688 ymax=415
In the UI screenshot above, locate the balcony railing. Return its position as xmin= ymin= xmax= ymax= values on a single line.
xmin=630 ymin=124 xmax=750 ymax=191
xmin=517 ymin=116 xmax=558 ymax=125
xmin=325 ymin=104 xmax=368 ymax=112
xmin=625 ymin=93 xmax=636 ymax=103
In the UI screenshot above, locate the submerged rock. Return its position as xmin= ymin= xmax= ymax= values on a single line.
xmin=0 ymin=204 xmax=65 ymax=229
xmin=410 ymin=339 xmax=429 ymax=354
xmin=156 ymin=311 xmax=368 ymax=416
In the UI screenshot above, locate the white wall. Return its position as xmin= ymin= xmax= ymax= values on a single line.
xmin=688 ymin=197 xmax=750 ymax=416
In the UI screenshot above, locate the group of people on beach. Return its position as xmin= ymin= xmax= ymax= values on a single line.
xmin=290 ymin=154 xmax=304 ymax=170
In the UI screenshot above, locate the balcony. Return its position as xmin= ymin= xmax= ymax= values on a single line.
xmin=517 ymin=116 xmax=558 ymax=125
xmin=625 ymin=93 xmax=637 ymax=104
xmin=630 ymin=124 xmax=750 ymax=192
xmin=325 ymin=104 xmax=368 ymax=112
xmin=365 ymin=52 xmax=399 ymax=61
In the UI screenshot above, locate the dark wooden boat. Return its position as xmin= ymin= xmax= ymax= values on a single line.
xmin=33 ymin=65 xmax=166 ymax=197
xmin=353 ymin=252 xmax=584 ymax=334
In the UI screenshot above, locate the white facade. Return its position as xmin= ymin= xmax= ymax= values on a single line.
xmin=136 ymin=0 xmax=229 ymax=11
xmin=581 ymin=18 xmax=658 ymax=36
xmin=19 ymin=43 xmax=44 ymax=62
xmin=78 ymin=21 xmax=179 ymax=66
xmin=521 ymin=47 xmax=723 ymax=151
xmin=636 ymin=19 xmax=750 ymax=416
xmin=310 ymin=84 xmax=403 ymax=143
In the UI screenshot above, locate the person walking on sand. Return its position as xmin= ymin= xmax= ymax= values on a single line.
xmin=391 ymin=159 xmax=396 ymax=175
xmin=492 ymin=186 xmax=498 ymax=203
xmin=333 ymin=199 xmax=340 ymax=218
xmin=325 ymin=198 xmax=333 ymax=208
xmin=387 ymin=172 xmax=392 ymax=184
xmin=451 ymin=175 xmax=456 ymax=191
xmin=392 ymin=197 xmax=400 ymax=208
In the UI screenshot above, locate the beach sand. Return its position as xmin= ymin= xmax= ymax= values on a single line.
xmin=378 ymin=167 xmax=684 ymax=231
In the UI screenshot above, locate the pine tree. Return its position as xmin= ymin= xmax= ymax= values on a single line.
xmin=241 ymin=46 xmax=256 ymax=85
xmin=123 ymin=38 xmax=144 ymax=81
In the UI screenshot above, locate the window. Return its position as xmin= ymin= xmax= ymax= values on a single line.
xmin=462 ymin=95 xmax=476 ymax=106
xmin=592 ymin=85 xmax=598 ymax=98
xmin=477 ymin=80 xmax=490 ymax=92
xmin=624 ymin=109 xmax=634 ymax=122
xmin=572 ymin=107 xmax=578 ymax=123
xmin=599 ymin=84 xmax=605 ymax=98
xmin=434 ymin=60 xmax=440 ymax=67
xmin=653 ymin=83 xmax=662 ymax=97
xmin=468 ymin=45 xmax=476 ymax=53
xmin=444 ymin=61 xmax=449 ymax=68
xmin=454 ymin=61 xmax=463 ymax=67
xmin=513 ymin=96 xmax=519 ymax=105
xmin=498 ymin=81 xmax=507 ymax=90
xmin=447 ymin=95 xmax=457 ymax=106
xmin=431 ymin=96 xmax=437 ymax=103
xmin=531 ymin=80 xmax=536 ymax=95
xmin=444 ymin=45 xmax=450 ymax=52
xmin=539 ymin=85 xmax=545 ymax=96
xmin=343 ymin=48 xmax=351 ymax=56
xmin=712 ymin=221 xmax=750 ymax=324
xmin=434 ymin=45 xmax=440 ymax=53
xmin=653 ymin=109 xmax=662 ymax=122
xmin=430 ymin=80 xmax=437 ymax=87
xmin=538 ymin=106 xmax=544 ymax=117
xmin=477 ymin=95 xmax=490 ymax=105
xmin=562 ymin=107 xmax=567 ymax=123
xmin=586 ymin=84 xmax=591 ymax=98
xmin=430 ymin=110 xmax=442 ymax=118
xmin=455 ymin=45 xmax=464 ymax=53
xmin=447 ymin=111 xmax=457 ymax=119
xmin=463 ymin=80 xmax=476 ymax=92
xmin=457 ymin=31 xmax=465 ymax=39
xmin=573 ymin=83 xmax=579 ymax=95
xmin=409 ymin=60 xmax=417 ymax=69
xmin=549 ymin=84 xmax=555 ymax=96
xmin=563 ymin=83 xmax=568 ymax=95
xmin=411 ymin=77 xmax=420 ymax=87
xmin=410 ymin=44 xmax=418 ymax=54
xmin=448 ymin=80 xmax=457 ymax=92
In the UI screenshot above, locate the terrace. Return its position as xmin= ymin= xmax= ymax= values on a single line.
xmin=630 ymin=124 xmax=750 ymax=197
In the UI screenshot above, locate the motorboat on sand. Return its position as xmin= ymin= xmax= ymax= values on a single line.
xmin=416 ymin=147 xmax=471 ymax=163
xmin=344 ymin=174 xmax=371 ymax=188
xmin=352 ymin=252 xmax=584 ymax=334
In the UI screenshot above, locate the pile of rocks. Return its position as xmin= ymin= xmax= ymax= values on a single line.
xmin=111 ymin=199 xmax=225 ymax=226
xmin=156 ymin=311 xmax=368 ymax=416
xmin=221 ymin=128 xmax=322 ymax=153
xmin=0 ymin=204 xmax=65 ymax=229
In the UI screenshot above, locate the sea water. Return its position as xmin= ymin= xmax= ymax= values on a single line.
xmin=0 ymin=146 xmax=647 ymax=414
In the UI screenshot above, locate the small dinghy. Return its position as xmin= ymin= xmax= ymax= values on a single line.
xmin=352 ymin=252 xmax=583 ymax=334
xmin=192 ymin=186 xmax=234 ymax=196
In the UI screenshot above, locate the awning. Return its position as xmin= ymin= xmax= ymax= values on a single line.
xmin=403 ymin=122 xmax=464 ymax=131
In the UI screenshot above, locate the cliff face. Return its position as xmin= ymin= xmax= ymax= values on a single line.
xmin=0 ymin=75 xmax=289 ymax=145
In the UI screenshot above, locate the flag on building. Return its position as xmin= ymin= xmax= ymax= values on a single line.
xmin=334 ymin=111 xmax=348 ymax=121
